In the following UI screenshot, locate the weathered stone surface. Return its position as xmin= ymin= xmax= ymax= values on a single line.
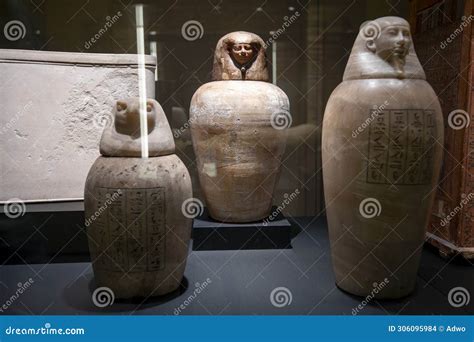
xmin=191 ymin=31 xmax=289 ymax=223
xmin=322 ymin=17 xmax=444 ymax=298
xmin=191 ymin=80 xmax=289 ymax=223
xmin=85 ymin=97 xmax=192 ymax=298
xmin=85 ymin=155 xmax=192 ymax=298
xmin=0 ymin=49 xmax=155 ymax=203
xmin=100 ymin=98 xmax=175 ymax=157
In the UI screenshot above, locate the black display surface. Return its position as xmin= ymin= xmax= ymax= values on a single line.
xmin=0 ymin=215 xmax=472 ymax=315
xmin=192 ymin=207 xmax=293 ymax=250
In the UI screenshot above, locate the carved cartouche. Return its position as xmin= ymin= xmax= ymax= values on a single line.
xmin=99 ymin=98 xmax=175 ymax=157
xmin=211 ymin=31 xmax=269 ymax=81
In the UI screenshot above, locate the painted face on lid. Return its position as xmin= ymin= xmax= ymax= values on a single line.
xmin=231 ymin=43 xmax=256 ymax=65
xmin=212 ymin=31 xmax=269 ymax=81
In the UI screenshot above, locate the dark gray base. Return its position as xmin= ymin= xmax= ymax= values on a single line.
xmin=0 ymin=216 xmax=473 ymax=315
xmin=192 ymin=207 xmax=293 ymax=251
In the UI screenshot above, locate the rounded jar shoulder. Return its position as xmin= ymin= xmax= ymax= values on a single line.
xmin=85 ymin=154 xmax=191 ymax=191
xmin=328 ymin=78 xmax=439 ymax=106
xmin=324 ymin=78 xmax=442 ymax=122
xmin=190 ymin=80 xmax=289 ymax=119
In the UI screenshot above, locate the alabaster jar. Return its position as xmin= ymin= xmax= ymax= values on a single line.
xmin=190 ymin=31 xmax=289 ymax=223
xmin=84 ymin=98 xmax=192 ymax=298
xmin=322 ymin=17 xmax=444 ymax=298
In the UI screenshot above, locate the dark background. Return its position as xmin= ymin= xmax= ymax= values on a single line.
xmin=0 ymin=0 xmax=409 ymax=216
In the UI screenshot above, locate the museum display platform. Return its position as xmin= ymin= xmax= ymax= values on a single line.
xmin=192 ymin=207 xmax=293 ymax=251
xmin=0 ymin=215 xmax=472 ymax=315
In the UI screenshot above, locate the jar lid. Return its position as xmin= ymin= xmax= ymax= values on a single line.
xmin=211 ymin=31 xmax=269 ymax=81
xmin=99 ymin=98 xmax=175 ymax=157
xmin=343 ymin=17 xmax=426 ymax=81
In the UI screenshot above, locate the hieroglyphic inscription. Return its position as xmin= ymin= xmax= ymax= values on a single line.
xmin=92 ymin=187 xmax=166 ymax=272
xmin=367 ymin=109 xmax=436 ymax=185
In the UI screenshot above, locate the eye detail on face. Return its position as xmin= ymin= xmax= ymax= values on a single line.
xmin=112 ymin=99 xmax=158 ymax=139
xmin=117 ymin=101 xmax=127 ymax=112
xmin=381 ymin=26 xmax=411 ymax=41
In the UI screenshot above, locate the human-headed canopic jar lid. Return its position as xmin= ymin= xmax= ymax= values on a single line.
xmin=211 ymin=31 xmax=270 ymax=81
xmin=343 ymin=16 xmax=426 ymax=80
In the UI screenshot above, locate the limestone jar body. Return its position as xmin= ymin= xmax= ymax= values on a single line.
xmin=190 ymin=81 xmax=288 ymax=223
xmin=85 ymin=155 xmax=191 ymax=298
xmin=323 ymin=79 xmax=443 ymax=298
xmin=84 ymin=98 xmax=192 ymax=298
